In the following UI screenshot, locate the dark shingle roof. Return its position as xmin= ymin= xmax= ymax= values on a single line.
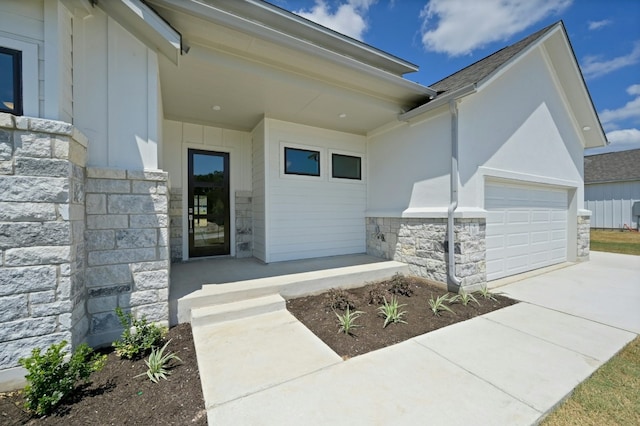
xmin=584 ymin=149 xmax=640 ymax=184
xmin=430 ymin=22 xmax=560 ymax=94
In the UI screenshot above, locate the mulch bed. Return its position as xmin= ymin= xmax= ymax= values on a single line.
xmin=287 ymin=275 xmax=517 ymax=359
xmin=0 ymin=323 xmax=206 ymax=426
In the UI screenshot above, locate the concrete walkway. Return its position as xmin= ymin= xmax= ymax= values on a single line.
xmin=193 ymin=251 xmax=639 ymax=425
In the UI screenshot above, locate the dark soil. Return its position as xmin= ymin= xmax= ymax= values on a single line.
xmin=0 ymin=323 xmax=206 ymax=426
xmin=287 ymin=275 xmax=517 ymax=359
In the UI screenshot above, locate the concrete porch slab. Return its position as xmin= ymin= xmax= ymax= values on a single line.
xmin=192 ymin=309 xmax=342 ymax=410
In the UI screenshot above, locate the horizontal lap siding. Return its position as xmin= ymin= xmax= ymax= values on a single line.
xmin=266 ymin=120 xmax=366 ymax=262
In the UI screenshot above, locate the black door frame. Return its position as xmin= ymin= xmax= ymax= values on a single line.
xmin=187 ymin=149 xmax=230 ymax=257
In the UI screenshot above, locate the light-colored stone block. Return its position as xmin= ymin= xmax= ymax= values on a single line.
xmin=85 ymin=230 xmax=115 ymax=251
xmin=130 ymin=214 xmax=167 ymax=228
xmin=29 ymin=290 xmax=56 ymax=304
xmin=133 ymin=270 xmax=169 ymax=290
xmin=85 ymin=264 xmax=132 ymax=287
xmin=0 ymin=294 xmax=28 ymax=322
xmin=86 ymin=193 xmax=106 ymax=214
xmin=86 ymin=214 xmax=128 ymax=230
xmin=87 ymin=168 xmax=127 ymax=179
xmin=0 ymin=266 xmax=57 ymax=296
xmin=87 ymin=296 xmax=118 ymax=314
xmin=28 ymin=118 xmax=74 ymax=135
xmin=4 ymin=246 xmax=71 ymax=266
xmin=87 ymin=247 xmax=157 ymax=266
xmin=0 ymin=332 xmax=71 ymax=369
xmin=31 ymin=300 xmax=73 ymax=317
xmin=0 ymin=317 xmax=58 ymax=344
xmin=132 ymin=302 xmax=168 ymax=322
xmin=86 ymin=178 xmax=130 ymax=194
xmin=115 ymin=229 xmax=157 ymax=249
xmin=14 ymin=158 xmax=70 ymax=177
xmin=0 ymin=202 xmax=57 ymax=222
xmin=0 ymin=176 xmax=69 ymax=203
xmin=0 ymin=113 xmax=14 ymax=128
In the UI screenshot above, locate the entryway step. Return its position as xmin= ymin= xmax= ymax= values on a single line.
xmin=178 ymin=260 xmax=408 ymax=323
xmin=190 ymin=294 xmax=286 ymax=328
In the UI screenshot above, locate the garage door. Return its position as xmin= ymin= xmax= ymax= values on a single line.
xmin=485 ymin=182 xmax=568 ymax=281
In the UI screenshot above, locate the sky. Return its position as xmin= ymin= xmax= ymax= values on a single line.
xmin=269 ymin=0 xmax=640 ymax=155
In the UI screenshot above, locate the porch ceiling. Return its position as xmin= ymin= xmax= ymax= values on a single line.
xmin=151 ymin=0 xmax=432 ymax=134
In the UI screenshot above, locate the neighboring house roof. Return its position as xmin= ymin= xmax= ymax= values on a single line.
xmin=584 ymin=149 xmax=640 ymax=184
xmin=430 ymin=22 xmax=558 ymax=94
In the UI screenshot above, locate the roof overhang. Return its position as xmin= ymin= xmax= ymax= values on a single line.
xmin=96 ymin=0 xmax=182 ymax=64
xmin=144 ymin=0 xmax=436 ymax=134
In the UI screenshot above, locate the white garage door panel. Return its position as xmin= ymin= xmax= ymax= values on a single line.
xmin=486 ymin=182 xmax=568 ymax=281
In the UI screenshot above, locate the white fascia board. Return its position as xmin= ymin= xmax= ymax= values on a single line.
xmin=97 ymin=0 xmax=181 ymax=64
xmin=153 ymin=0 xmax=435 ymax=97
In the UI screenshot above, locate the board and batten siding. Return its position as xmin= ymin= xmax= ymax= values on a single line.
xmin=265 ymin=119 xmax=366 ymax=262
xmin=585 ymin=181 xmax=640 ymax=229
xmin=0 ymin=0 xmax=44 ymax=117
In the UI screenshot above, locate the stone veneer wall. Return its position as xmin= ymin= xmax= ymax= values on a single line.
xmin=235 ymin=191 xmax=253 ymax=258
xmin=366 ymin=217 xmax=487 ymax=289
xmin=577 ymin=214 xmax=590 ymax=261
xmin=0 ymin=114 xmax=88 ymax=388
xmin=84 ymin=168 xmax=170 ymax=347
xmin=169 ymin=188 xmax=182 ymax=262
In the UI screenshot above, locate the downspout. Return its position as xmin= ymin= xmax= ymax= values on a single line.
xmin=447 ymin=99 xmax=462 ymax=292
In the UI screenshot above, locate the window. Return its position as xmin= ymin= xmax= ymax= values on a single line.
xmin=0 ymin=46 xmax=22 ymax=115
xmin=284 ymin=147 xmax=320 ymax=176
xmin=332 ymin=153 xmax=361 ymax=180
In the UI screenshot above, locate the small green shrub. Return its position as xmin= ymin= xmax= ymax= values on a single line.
xmin=428 ymin=294 xmax=455 ymax=316
xmin=450 ymin=290 xmax=480 ymax=307
xmin=378 ymin=296 xmax=407 ymax=328
xmin=335 ymin=307 xmax=364 ymax=335
xmin=478 ymin=286 xmax=497 ymax=301
xmin=19 ymin=341 xmax=106 ymax=416
xmin=137 ymin=340 xmax=182 ymax=383
xmin=113 ymin=307 xmax=167 ymax=359
xmin=388 ymin=273 xmax=413 ymax=297
xmin=326 ymin=288 xmax=356 ymax=311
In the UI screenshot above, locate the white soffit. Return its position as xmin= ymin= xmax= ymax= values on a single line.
xmin=97 ymin=0 xmax=182 ymax=64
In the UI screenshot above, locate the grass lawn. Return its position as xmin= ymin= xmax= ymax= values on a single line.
xmin=542 ymin=337 xmax=640 ymax=425
xmin=590 ymin=229 xmax=640 ymax=256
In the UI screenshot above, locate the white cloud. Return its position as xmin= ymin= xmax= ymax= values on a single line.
xmin=606 ymin=128 xmax=640 ymax=144
xmin=599 ymin=84 xmax=640 ymax=128
xmin=419 ymin=0 xmax=572 ymax=56
xmin=588 ymin=19 xmax=611 ymax=31
xmin=294 ymin=0 xmax=377 ymax=41
xmin=581 ymin=41 xmax=640 ymax=79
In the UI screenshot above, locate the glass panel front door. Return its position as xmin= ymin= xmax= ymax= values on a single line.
xmin=188 ymin=149 xmax=230 ymax=257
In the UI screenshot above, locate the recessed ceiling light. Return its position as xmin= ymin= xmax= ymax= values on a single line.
xmin=582 ymin=126 xmax=591 ymax=131
xmin=338 ymin=113 xmax=347 ymax=118
xmin=212 ymin=105 xmax=221 ymax=111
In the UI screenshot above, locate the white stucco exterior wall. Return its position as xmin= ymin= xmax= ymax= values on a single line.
xmin=457 ymin=48 xmax=586 ymax=210
xmin=366 ymin=110 xmax=451 ymax=216
xmin=264 ymin=119 xmax=367 ymax=262
xmin=73 ymin=7 xmax=161 ymax=170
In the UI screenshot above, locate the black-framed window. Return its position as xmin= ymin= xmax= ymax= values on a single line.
xmin=284 ymin=147 xmax=320 ymax=176
xmin=0 ymin=46 xmax=22 ymax=116
xmin=332 ymin=153 xmax=361 ymax=180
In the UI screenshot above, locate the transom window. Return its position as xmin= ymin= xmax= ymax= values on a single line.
xmin=332 ymin=153 xmax=361 ymax=180
xmin=0 ymin=46 xmax=22 ymax=115
xmin=284 ymin=147 xmax=320 ymax=176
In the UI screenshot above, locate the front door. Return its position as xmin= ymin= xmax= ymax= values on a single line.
xmin=188 ymin=149 xmax=230 ymax=257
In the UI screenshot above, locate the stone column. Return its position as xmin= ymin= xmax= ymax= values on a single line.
xmin=577 ymin=214 xmax=591 ymax=261
xmin=366 ymin=216 xmax=487 ymax=291
xmin=0 ymin=114 xmax=87 ymax=390
xmin=84 ymin=168 xmax=170 ymax=347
